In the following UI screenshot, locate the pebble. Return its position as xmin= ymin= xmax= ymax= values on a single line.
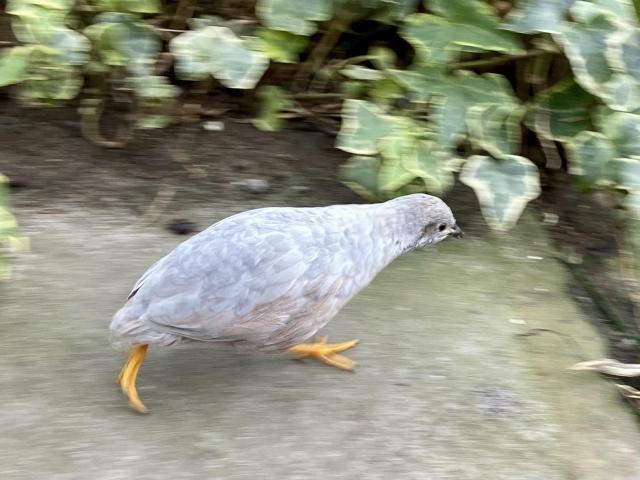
xmin=167 ymin=219 xmax=196 ymax=235
xmin=238 ymin=178 xmax=270 ymax=194
xmin=203 ymin=121 xmax=225 ymax=131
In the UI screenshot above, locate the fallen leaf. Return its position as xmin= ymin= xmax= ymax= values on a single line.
xmin=569 ymin=358 xmax=640 ymax=377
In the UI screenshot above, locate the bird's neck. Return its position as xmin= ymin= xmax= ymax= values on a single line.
xmin=367 ymin=201 xmax=426 ymax=260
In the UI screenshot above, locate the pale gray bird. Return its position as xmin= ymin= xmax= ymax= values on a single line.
xmin=111 ymin=193 xmax=462 ymax=412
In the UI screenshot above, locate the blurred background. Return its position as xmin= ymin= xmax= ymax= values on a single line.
xmin=2 ymin=0 xmax=640 ymax=478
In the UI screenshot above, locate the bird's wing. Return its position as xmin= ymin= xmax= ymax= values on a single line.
xmin=128 ymin=207 xmax=368 ymax=342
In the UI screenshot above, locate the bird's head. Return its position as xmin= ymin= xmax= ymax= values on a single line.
xmin=391 ymin=193 xmax=463 ymax=248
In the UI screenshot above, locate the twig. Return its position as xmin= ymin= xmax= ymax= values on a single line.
xmin=80 ymin=97 xmax=133 ymax=148
xmin=292 ymin=12 xmax=356 ymax=91
xmin=136 ymin=184 xmax=177 ymax=227
xmin=308 ymin=54 xmax=376 ymax=92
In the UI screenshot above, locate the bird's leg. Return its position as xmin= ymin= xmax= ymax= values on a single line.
xmin=117 ymin=344 xmax=149 ymax=413
xmin=287 ymin=336 xmax=359 ymax=371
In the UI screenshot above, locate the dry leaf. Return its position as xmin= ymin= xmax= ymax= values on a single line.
xmin=569 ymin=358 xmax=640 ymax=377
xmin=615 ymin=383 xmax=640 ymax=400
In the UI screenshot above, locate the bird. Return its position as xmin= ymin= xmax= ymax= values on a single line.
xmin=110 ymin=193 xmax=462 ymax=412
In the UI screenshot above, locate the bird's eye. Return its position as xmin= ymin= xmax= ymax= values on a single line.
xmin=438 ymin=224 xmax=447 ymax=232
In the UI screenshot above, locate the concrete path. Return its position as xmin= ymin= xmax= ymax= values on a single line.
xmin=2 ymin=196 xmax=640 ymax=480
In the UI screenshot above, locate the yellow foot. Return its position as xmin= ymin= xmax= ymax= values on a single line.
xmin=116 ymin=344 xmax=149 ymax=413
xmin=287 ymin=337 xmax=359 ymax=371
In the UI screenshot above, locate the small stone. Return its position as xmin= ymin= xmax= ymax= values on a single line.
xmin=542 ymin=212 xmax=559 ymax=226
xmin=167 ymin=219 xmax=196 ymax=235
xmin=239 ymin=178 xmax=270 ymax=194
xmin=203 ymin=120 xmax=225 ymax=131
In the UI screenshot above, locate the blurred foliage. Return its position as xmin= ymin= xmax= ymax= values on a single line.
xmin=0 ymin=175 xmax=27 ymax=280
xmin=2 ymin=0 xmax=640 ymax=232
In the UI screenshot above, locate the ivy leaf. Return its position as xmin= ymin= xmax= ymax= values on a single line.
xmin=502 ymin=0 xmax=575 ymax=34
xmin=526 ymin=79 xmax=595 ymax=141
xmin=0 ymin=46 xmax=34 ymax=87
xmin=401 ymin=0 xmax=524 ymax=65
xmin=336 ymin=99 xmax=398 ymax=155
xmin=467 ymin=104 xmax=524 ymax=158
xmin=460 ymin=155 xmax=541 ymax=231
xmin=171 ymin=26 xmax=269 ymax=89
xmin=405 ymin=140 xmax=454 ymax=195
xmin=256 ymin=28 xmax=308 ymax=63
xmin=0 ymin=173 xmax=28 ymax=280
xmin=253 ymin=85 xmax=292 ymax=132
xmin=256 ymin=0 xmax=332 ymax=36
xmin=614 ymin=158 xmax=640 ymax=216
xmin=600 ymin=111 xmax=640 ymax=157
xmin=566 ymin=131 xmax=616 ymax=184
xmin=339 ymin=155 xmax=381 ymax=201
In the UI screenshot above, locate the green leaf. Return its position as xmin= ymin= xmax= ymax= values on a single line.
xmin=170 ymin=26 xmax=269 ymax=89
xmin=132 ymin=75 xmax=179 ymax=98
xmin=556 ymin=11 xmax=614 ymax=91
xmin=336 ymin=99 xmax=398 ymax=155
xmin=526 ymin=79 xmax=595 ymax=141
xmin=607 ymin=28 xmax=640 ymax=82
xmin=256 ymin=0 xmax=332 ymax=36
xmin=21 ymin=65 xmax=83 ymax=101
xmin=555 ymin=6 xmax=640 ymax=111
xmin=253 ymin=85 xmax=292 ymax=132
xmin=339 ymin=155 xmax=381 ymax=200
xmin=502 ymin=0 xmax=574 ymax=34
xmin=600 ymin=111 xmax=640 ymax=157
xmin=613 ymin=158 xmax=640 ymax=216
xmin=467 ymin=104 xmax=524 ymax=158
xmin=566 ymin=131 xmax=617 ymax=184
xmin=460 ymin=155 xmax=541 ymax=231
xmin=85 ymin=18 xmax=160 ymax=76
xmin=378 ymin=156 xmax=417 ymax=192
xmin=0 ymin=172 xmax=27 ymax=280
xmin=392 ymin=69 xmax=520 ymax=151
xmin=8 ymin=1 xmax=70 ymax=44
xmin=256 ymin=28 xmax=308 ymax=63
xmin=405 ymin=140 xmax=454 ymax=194
xmin=0 ymin=46 xmax=33 ymax=87
xmin=130 ymin=76 xmax=178 ymax=129
xmin=49 ymin=27 xmax=90 ymax=66
xmin=401 ymin=0 xmax=524 ymax=65
xmin=93 ymin=0 xmax=162 ymax=13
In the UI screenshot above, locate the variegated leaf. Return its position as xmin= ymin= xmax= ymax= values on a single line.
xmin=567 ymin=131 xmax=616 ymax=184
xmin=467 ymin=104 xmax=524 ymax=158
xmin=401 ymin=0 xmax=524 ymax=65
xmin=336 ymin=99 xmax=398 ymax=155
xmin=171 ymin=26 xmax=269 ymax=89
xmin=339 ymin=155 xmax=381 ymax=201
xmin=256 ymin=0 xmax=332 ymax=36
xmin=502 ymin=0 xmax=575 ymax=34
xmin=526 ymin=79 xmax=595 ymax=141
xmin=460 ymin=155 xmax=541 ymax=231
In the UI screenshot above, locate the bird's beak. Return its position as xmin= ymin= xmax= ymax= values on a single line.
xmin=450 ymin=225 xmax=464 ymax=239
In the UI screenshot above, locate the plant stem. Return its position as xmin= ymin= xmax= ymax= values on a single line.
xmin=292 ymin=11 xmax=356 ymax=91
xmin=448 ymin=49 xmax=555 ymax=71
xmin=170 ymin=0 xmax=197 ymax=31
